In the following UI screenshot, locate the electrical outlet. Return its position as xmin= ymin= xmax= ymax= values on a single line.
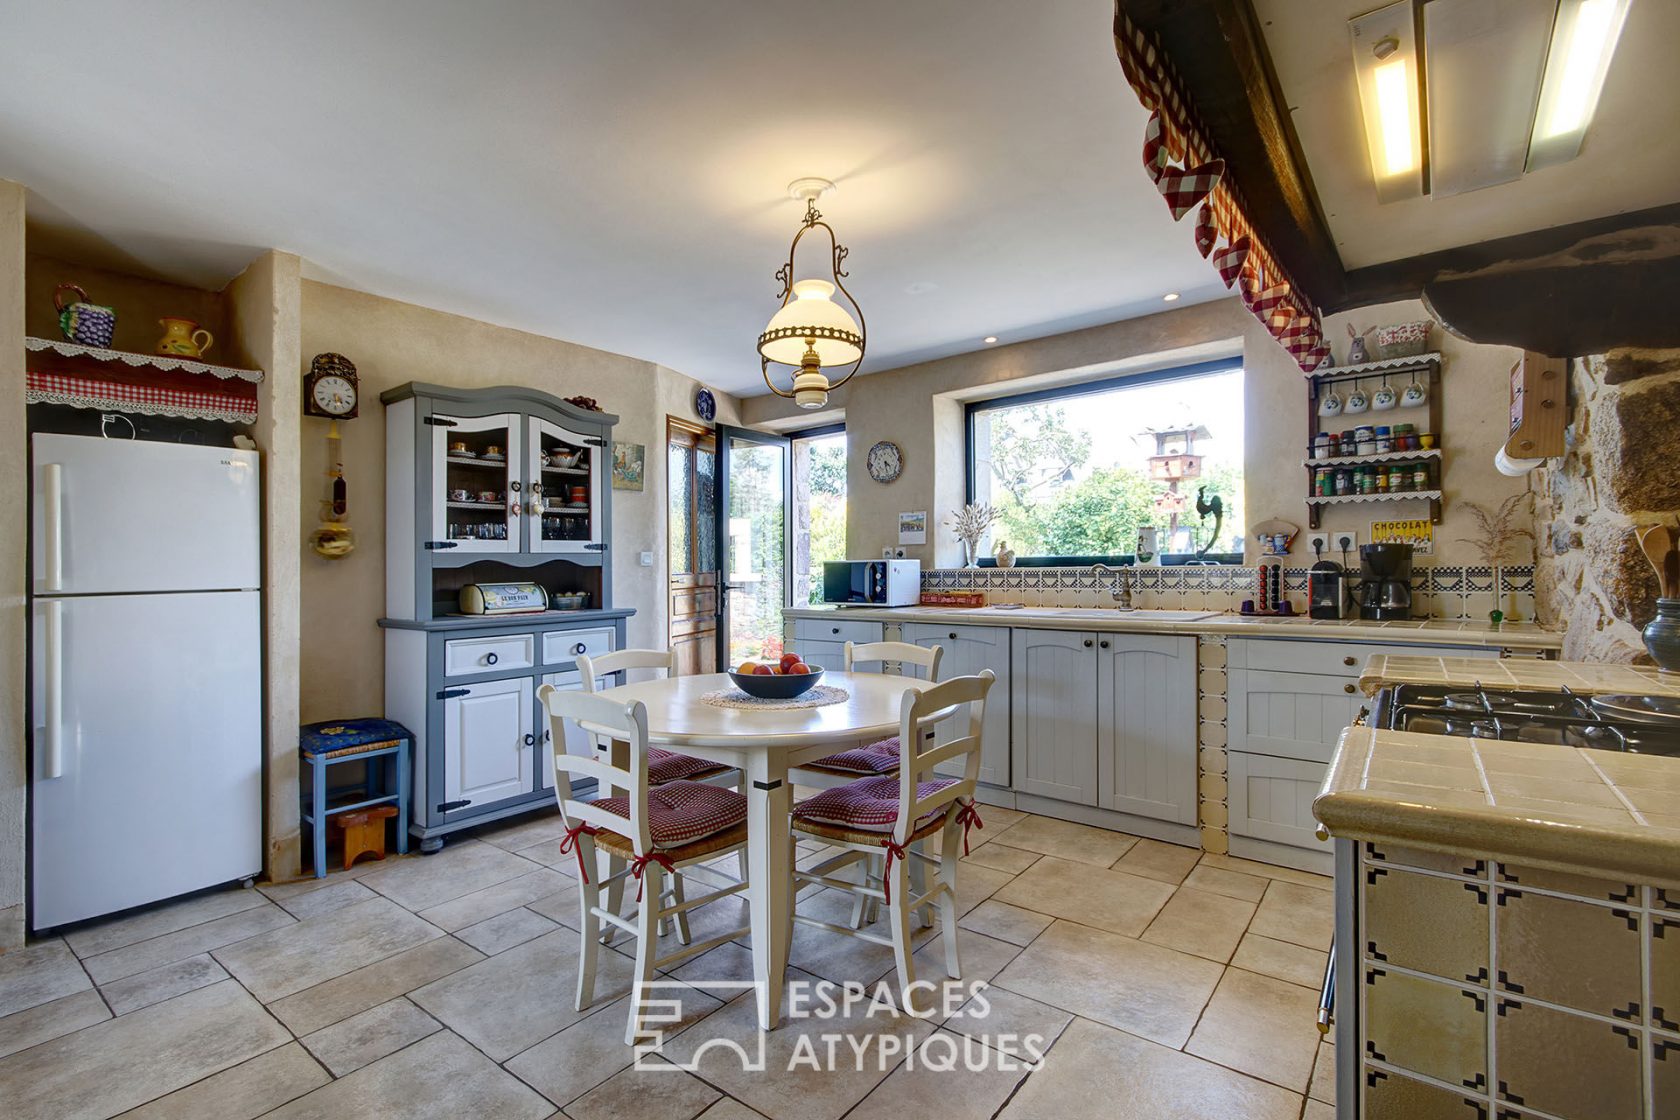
xmin=882 ymin=547 xmax=895 ymax=559
xmin=1306 ymin=532 xmax=1331 ymax=556
xmin=1333 ymin=531 xmax=1359 ymax=554
xmin=893 ymin=547 xmax=908 ymax=559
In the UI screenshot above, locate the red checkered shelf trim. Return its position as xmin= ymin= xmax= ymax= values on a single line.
xmin=27 ymin=370 xmax=260 ymax=424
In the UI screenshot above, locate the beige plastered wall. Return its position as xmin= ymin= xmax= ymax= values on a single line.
xmin=296 ymin=281 xmax=739 ymax=724
xmin=742 ymin=295 xmax=1531 ymax=570
xmin=0 ymin=181 xmax=26 ymax=946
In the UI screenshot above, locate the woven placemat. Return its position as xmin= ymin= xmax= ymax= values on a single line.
xmin=700 ymin=684 xmax=851 ymax=711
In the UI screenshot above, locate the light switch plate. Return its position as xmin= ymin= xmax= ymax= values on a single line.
xmin=638 ymin=550 xmax=654 ymax=567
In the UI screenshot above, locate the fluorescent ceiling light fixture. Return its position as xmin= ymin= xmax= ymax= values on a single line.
xmin=1350 ymin=2 xmax=1426 ymax=202
xmin=1162 ymin=292 xmax=1180 ymax=302
xmin=1423 ymin=0 xmax=1553 ymax=198
xmin=1527 ymin=0 xmax=1630 ymax=170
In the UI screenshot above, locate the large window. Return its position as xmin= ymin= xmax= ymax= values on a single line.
xmin=790 ymin=426 xmax=847 ymax=604
xmin=968 ymin=361 xmax=1244 ymax=563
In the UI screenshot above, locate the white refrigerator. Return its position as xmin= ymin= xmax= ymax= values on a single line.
xmin=30 ymin=433 xmax=263 ymax=930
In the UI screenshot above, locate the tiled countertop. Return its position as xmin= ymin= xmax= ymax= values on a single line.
xmin=1319 ymin=656 xmax=1680 ymax=887
xmin=786 ymin=605 xmax=1561 ymax=650
xmin=1358 ymin=654 xmax=1680 ymax=697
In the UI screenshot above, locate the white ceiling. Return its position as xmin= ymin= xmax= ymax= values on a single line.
xmin=1255 ymin=0 xmax=1680 ymax=271
xmin=0 ymin=0 xmax=1234 ymax=395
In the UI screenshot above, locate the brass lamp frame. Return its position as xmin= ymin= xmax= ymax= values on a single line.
xmin=757 ymin=198 xmax=867 ymax=400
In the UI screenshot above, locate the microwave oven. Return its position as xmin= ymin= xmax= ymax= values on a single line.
xmin=821 ymin=560 xmax=921 ymax=606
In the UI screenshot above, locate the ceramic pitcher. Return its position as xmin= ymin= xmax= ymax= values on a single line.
xmin=156 ymin=317 xmax=213 ymax=358
xmin=55 ymin=284 xmax=116 ymax=347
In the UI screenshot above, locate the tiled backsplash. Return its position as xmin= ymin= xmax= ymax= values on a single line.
xmin=923 ymin=564 xmax=1538 ymax=622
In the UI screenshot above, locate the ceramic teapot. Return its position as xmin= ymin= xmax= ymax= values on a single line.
xmin=156 ymin=317 xmax=213 ymax=358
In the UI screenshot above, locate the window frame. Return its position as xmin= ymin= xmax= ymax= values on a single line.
xmin=787 ymin=423 xmax=848 ymax=605
xmin=964 ymin=358 xmax=1245 ymax=567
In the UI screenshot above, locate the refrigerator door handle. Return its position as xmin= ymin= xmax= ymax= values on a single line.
xmin=43 ymin=462 xmax=64 ymax=592
xmin=44 ymin=599 xmax=64 ymax=779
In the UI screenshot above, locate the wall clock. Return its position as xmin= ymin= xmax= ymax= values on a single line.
xmin=867 ymin=440 xmax=903 ymax=483
xmin=304 ymin=352 xmax=359 ymax=419
xmin=695 ymin=387 xmax=717 ymax=422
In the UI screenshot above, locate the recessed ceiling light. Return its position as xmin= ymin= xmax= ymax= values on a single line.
xmin=983 ymin=336 xmax=999 ymax=345
xmin=1528 ymin=0 xmax=1631 ymax=171
xmin=1349 ymin=1 xmax=1425 ymax=203
xmin=1162 ymin=292 xmax=1180 ymax=302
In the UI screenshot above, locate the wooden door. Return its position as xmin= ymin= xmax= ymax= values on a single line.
xmin=1009 ymin=629 xmax=1097 ymax=805
xmin=1096 ymin=633 xmax=1197 ymax=823
xmin=441 ymin=676 xmax=533 ymax=812
xmin=902 ymin=622 xmax=1012 ymax=787
xmin=667 ymin=419 xmax=718 ymax=675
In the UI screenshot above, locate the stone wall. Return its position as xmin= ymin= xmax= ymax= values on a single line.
xmin=1534 ymin=348 xmax=1680 ymax=660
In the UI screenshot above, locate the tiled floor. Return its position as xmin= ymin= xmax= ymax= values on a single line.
xmin=0 ymin=806 xmax=1336 ymax=1120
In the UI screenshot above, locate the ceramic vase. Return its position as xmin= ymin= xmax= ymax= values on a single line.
xmin=1644 ymin=598 xmax=1680 ymax=672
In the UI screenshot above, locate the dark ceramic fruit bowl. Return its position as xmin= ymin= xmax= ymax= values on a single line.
xmin=727 ymin=666 xmax=824 ymax=699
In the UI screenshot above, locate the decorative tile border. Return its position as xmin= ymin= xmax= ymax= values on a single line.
xmin=1196 ymin=636 xmax=1230 ymax=855
xmin=923 ymin=565 xmax=1537 ymax=621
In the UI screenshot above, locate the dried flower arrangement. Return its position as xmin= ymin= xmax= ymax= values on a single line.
xmin=947 ymin=502 xmax=997 ymax=568
xmin=1457 ymin=493 xmax=1535 ymax=623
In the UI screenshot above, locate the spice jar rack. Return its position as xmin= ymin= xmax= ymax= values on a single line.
xmin=1304 ymin=354 xmax=1443 ymax=530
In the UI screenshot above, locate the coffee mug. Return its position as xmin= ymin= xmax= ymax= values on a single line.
xmin=449 ymin=489 xmax=470 ymax=502
xmin=1372 ymin=383 xmax=1397 ymax=411
xmin=569 ymin=485 xmax=588 ymax=503
xmin=451 ymin=441 xmax=468 ymax=454
xmin=1344 ymin=385 xmax=1369 ymax=415
xmin=1317 ymin=387 xmax=1344 ymax=418
xmin=478 ymin=490 xmax=499 ymax=504
xmin=485 ymin=445 xmax=502 ymax=458
xmin=1401 ymin=376 xmax=1428 ymax=407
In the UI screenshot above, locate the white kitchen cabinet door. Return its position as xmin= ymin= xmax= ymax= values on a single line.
xmin=537 ymin=670 xmax=608 ymax=792
xmin=442 ymin=676 xmax=534 ymax=812
xmin=527 ymin=416 xmax=604 ymax=554
xmin=1228 ymin=667 xmax=1369 ymax=764
xmin=431 ymin=412 xmax=520 ymax=553
xmin=1096 ymin=633 xmax=1198 ymax=824
xmin=902 ymin=622 xmax=1011 ymax=786
xmin=1228 ymin=752 xmax=1332 ymax=852
xmin=789 ymin=639 xmax=848 ymax=673
xmin=1010 ymin=629 xmax=1097 ymax=805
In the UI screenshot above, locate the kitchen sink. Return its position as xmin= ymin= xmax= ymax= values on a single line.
xmin=983 ymin=607 xmax=1219 ymax=622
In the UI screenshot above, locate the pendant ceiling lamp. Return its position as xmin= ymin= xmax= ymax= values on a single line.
xmin=758 ymin=178 xmax=866 ymax=409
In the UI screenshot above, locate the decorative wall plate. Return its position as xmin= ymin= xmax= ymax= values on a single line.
xmin=867 ymin=440 xmax=902 ymax=483
xmin=695 ymin=387 xmax=716 ymax=422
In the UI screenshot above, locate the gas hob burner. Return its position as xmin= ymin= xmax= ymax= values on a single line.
xmin=1379 ymin=682 xmax=1680 ymax=758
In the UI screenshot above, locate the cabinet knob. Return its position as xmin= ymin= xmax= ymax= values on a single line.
xmin=1342 ymin=656 xmax=1356 ymax=666
xmin=1083 ymin=639 xmax=1094 ymax=648
xmin=572 ymin=642 xmax=587 ymax=656
xmin=1099 ymin=640 xmax=1111 ymax=649
xmin=832 ymin=627 xmax=840 ymax=635
xmin=949 ymin=632 xmax=958 ymax=640
xmin=1343 ymin=683 xmax=1356 ymax=694
xmin=485 ymin=652 xmax=498 ymax=666
xmin=523 ymin=733 xmax=535 ymax=746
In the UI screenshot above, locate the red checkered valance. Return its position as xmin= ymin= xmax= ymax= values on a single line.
xmin=26 ymin=370 xmax=259 ymax=424
xmin=1113 ymin=3 xmax=1328 ymax=373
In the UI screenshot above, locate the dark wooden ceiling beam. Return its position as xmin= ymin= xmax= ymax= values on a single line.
xmin=1119 ymin=0 xmax=1346 ymax=304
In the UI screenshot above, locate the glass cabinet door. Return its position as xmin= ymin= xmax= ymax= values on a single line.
xmin=431 ymin=412 xmax=520 ymax=553
xmin=526 ymin=417 xmax=604 ymax=554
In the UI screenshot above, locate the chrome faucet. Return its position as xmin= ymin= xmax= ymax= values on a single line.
xmin=1091 ymin=562 xmax=1134 ymax=610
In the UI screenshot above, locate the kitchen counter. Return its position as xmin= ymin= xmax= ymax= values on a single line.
xmin=1319 ymin=654 xmax=1680 ymax=887
xmin=785 ymin=604 xmax=1561 ymax=650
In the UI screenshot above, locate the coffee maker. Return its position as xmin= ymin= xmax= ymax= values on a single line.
xmin=1358 ymin=543 xmax=1414 ymax=620
xmin=1309 ymin=562 xmax=1353 ymax=619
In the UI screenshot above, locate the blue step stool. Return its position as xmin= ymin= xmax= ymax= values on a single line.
xmin=299 ymin=718 xmax=413 ymax=878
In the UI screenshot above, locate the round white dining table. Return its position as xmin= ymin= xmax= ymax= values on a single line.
xmin=583 ymin=670 xmax=936 ymax=1030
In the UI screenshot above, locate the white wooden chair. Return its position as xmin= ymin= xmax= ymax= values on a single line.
xmin=789 ymin=640 xmax=945 ymax=928
xmin=789 ymin=670 xmax=994 ymax=1012
xmin=575 ymin=648 xmax=740 ymax=941
xmin=788 ymin=640 xmax=944 ymax=789
xmin=537 ymin=685 xmax=751 ymax=1045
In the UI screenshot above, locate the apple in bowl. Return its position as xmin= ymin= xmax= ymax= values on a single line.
xmin=728 ymin=655 xmax=824 ymax=699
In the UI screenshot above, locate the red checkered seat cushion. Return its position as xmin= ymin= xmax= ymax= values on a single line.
xmin=806 ymin=737 xmax=900 ymax=775
xmin=791 ymin=774 xmax=959 ymax=833
xmin=591 ymin=781 xmax=747 ymax=849
xmin=646 ymin=747 xmax=731 ymax=784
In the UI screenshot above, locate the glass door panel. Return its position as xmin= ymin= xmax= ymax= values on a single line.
xmin=716 ymin=425 xmax=790 ymax=668
xmin=527 ymin=418 xmax=603 ymax=554
xmin=432 ymin=412 xmax=518 ymax=553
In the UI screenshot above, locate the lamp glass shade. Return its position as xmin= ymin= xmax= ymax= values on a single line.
xmin=758 ymin=279 xmax=862 ymax=367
